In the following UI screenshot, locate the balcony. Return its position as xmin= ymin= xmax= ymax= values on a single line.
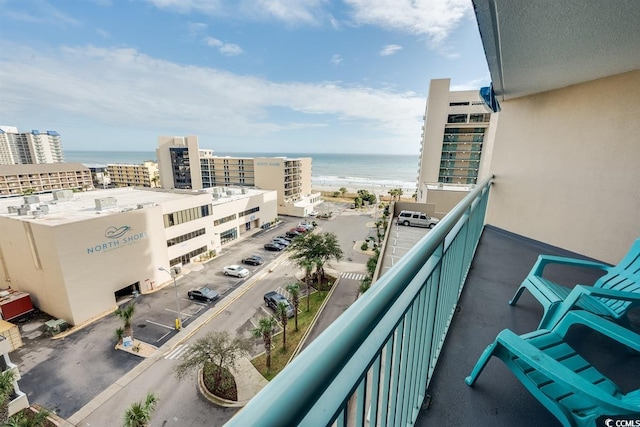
xmin=226 ymin=177 xmax=639 ymax=426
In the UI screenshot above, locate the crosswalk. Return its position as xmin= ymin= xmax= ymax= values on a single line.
xmin=340 ymin=272 xmax=365 ymax=281
xmin=164 ymin=343 xmax=192 ymax=360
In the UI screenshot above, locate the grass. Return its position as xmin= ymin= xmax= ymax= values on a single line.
xmin=251 ymin=289 xmax=329 ymax=380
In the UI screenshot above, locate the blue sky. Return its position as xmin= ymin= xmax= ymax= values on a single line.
xmin=0 ymin=0 xmax=490 ymax=154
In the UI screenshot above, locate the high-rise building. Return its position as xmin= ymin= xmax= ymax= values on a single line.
xmin=156 ymin=136 xmax=202 ymax=190
xmin=415 ymin=80 xmax=498 ymax=203
xmin=0 ymin=126 xmax=64 ymax=165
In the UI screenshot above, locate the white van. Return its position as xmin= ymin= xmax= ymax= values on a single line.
xmin=397 ymin=210 xmax=440 ymax=228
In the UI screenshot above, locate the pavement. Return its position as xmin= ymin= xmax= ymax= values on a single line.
xmin=63 ymin=205 xmax=369 ymax=426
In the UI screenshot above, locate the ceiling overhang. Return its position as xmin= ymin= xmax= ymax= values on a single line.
xmin=472 ymin=0 xmax=640 ymax=100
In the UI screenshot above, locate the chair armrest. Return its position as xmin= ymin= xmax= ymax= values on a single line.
xmin=553 ymin=310 xmax=640 ymax=352
xmin=496 ymin=330 xmax=631 ymax=412
xmin=530 ymin=255 xmax=611 ymax=277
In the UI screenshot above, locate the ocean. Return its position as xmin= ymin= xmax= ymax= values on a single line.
xmin=64 ymin=151 xmax=419 ymax=192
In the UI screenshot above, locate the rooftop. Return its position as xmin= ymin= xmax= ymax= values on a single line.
xmin=0 ymin=186 xmax=270 ymax=226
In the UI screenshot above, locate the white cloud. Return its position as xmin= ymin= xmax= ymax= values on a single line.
xmin=345 ymin=0 xmax=471 ymax=44
xmin=204 ymin=37 xmax=244 ymax=56
xmin=379 ymin=44 xmax=402 ymax=56
xmin=3 ymin=0 xmax=82 ymax=27
xmin=0 ymin=43 xmax=423 ymax=147
xmin=330 ymin=54 xmax=343 ymax=65
xmin=143 ymin=0 xmax=224 ymax=15
xmin=145 ymin=0 xmax=329 ymax=26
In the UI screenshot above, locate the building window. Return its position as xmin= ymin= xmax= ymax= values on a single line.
xmin=214 ymin=213 xmax=237 ymax=226
xmin=167 ymin=228 xmax=206 ymax=247
xmin=239 ymin=206 xmax=259 ymax=217
xmin=469 ymin=113 xmax=491 ymax=123
xmin=220 ymin=228 xmax=238 ymax=245
xmin=447 ymin=114 xmax=467 ymax=124
xmin=163 ymin=204 xmax=212 ymax=228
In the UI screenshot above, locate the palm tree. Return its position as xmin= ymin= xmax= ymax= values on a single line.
xmin=288 ymin=232 xmax=343 ymax=292
xmin=296 ymin=258 xmax=315 ymax=312
xmin=0 ymin=369 xmax=16 ymax=424
xmin=276 ymin=301 xmax=289 ymax=350
xmin=6 ymin=406 xmax=50 ymax=427
xmin=286 ymin=283 xmax=301 ymax=331
xmin=252 ymin=317 xmax=277 ymax=370
xmin=115 ymin=303 xmax=135 ymax=339
xmin=123 ymin=392 xmax=158 ymax=427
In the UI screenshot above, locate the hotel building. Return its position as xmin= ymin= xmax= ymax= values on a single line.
xmin=0 ymin=163 xmax=94 ymax=198
xmin=158 ymin=136 xmax=321 ymax=217
xmin=0 ymin=186 xmax=277 ymax=326
xmin=107 ymin=161 xmax=159 ymax=188
xmin=0 ymin=126 xmax=64 ymax=165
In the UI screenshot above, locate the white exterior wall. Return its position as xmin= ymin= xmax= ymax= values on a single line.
xmin=0 ymin=187 xmax=278 ymax=325
xmin=486 ymin=70 xmax=640 ymax=263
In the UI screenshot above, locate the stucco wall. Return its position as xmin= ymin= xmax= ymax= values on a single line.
xmin=486 ymin=70 xmax=640 ymax=263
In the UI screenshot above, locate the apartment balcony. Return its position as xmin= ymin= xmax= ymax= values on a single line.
xmin=226 ymin=177 xmax=639 ymax=426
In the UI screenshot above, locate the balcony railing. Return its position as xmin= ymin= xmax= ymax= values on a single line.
xmin=227 ymin=175 xmax=494 ymax=426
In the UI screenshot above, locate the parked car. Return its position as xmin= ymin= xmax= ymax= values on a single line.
xmin=308 ymin=210 xmax=318 ymax=217
xmin=276 ymin=235 xmax=293 ymax=242
xmin=286 ymin=229 xmax=302 ymax=237
xmin=295 ymin=226 xmax=309 ymax=233
xmin=187 ymin=286 xmax=219 ymax=303
xmin=297 ymin=222 xmax=314 ymax=230
xmin=264 ymin=242 xmax=285 ymax=251
xmin=242 ymin=255 xmax=264 ymax=265
xmin=396 ymin=210 xmax=440 ymax=229
xmin=272 ymin=237 xmax=290 ymax=247
xmin=264 ymin=291 xmax=295 ymax=318
xmin=223 ymin=264 xmax=250 ymax=278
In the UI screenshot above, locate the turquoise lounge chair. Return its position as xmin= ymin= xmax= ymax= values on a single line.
xmin=465 ymin=311 xmax=640 ymax=427
xmin=509 ymin=238 xmax=640 ymax=330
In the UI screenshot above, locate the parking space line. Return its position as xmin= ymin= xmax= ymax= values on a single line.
xmin=165 ymin=308 xmax=193 ymax=319
xmin=157 ymin=331 xmax=171 ymax=342
xmin=146 ymin=319 xmax=174 ymax=330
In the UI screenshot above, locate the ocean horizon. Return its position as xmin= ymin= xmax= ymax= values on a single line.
xmin=65 ymin=150 xmax=420 ymax=192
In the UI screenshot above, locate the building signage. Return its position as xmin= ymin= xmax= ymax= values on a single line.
xmin=256 ymin=161 xmax=281 ymax=167
xmin=86 ymin=225 xmax=148 ymax=255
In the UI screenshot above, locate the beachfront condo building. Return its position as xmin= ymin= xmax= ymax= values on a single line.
xmin=158 ymin=136 xmax=321 ymax=217
xmin=0 ymin=163 xmax=94 ymax=197
xmin=0 ymin=186 xmax=278 ymax=326
xmin=0 ymin=126 xmax=64 ymax=165
xmin=156 ymin=135 xmax=203 ymax=190
xmin=415 ymin=80 xmax=498 ymax=204
xmin=107 ymin=161 xmax=159 ymax=188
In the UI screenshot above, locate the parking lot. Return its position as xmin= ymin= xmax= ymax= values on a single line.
xmin=9 ymin=205 xmax=380 ymax=419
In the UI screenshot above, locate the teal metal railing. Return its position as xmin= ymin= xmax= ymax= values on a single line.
xmin=226 ymin=175 xmax=494 ymax=427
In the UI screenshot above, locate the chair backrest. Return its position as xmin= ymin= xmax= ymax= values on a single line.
xmin=595 ymin=238 xmax=640 ymax=315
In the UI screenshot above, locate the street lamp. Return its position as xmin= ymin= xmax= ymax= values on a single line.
xmin=158 ymin=267 xmax=181 ymax=330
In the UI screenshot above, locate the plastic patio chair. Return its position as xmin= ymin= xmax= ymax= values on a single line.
xmin=465 ymin=311 xmax=640 ymax=427
xmin=509 ymin=238 xmax=640 ymax=330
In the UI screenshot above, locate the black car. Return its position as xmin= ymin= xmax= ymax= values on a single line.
xmin=264 ymin=242 xmax=284 ymax=251
xmin=187 ymin=286 xmax=219 ymax=303
xmin=276 ymin=235 xmax=293 ymax=242
xmin=242 ymin=255 xmax=264 ymax=265
xmin=285 ymin=230 xmax=301 ymax=238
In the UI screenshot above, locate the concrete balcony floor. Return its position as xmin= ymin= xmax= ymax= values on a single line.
xmin=416 ymin=226 xmax=640 ymax=427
